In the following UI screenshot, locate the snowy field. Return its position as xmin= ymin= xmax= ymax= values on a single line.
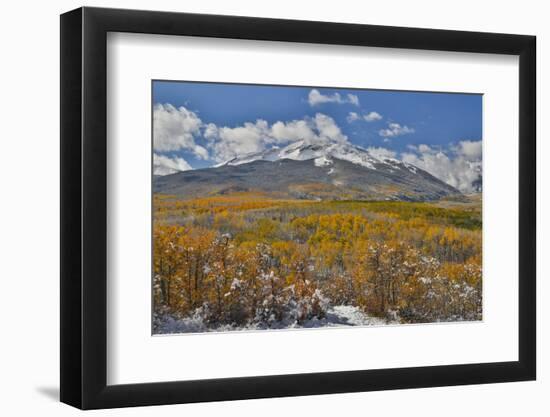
xmin=154 ymin=305 xmax=395 ymax=335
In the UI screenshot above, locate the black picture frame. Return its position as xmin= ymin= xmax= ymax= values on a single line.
xmin=60 ymin=6 xmax=536 ymax=410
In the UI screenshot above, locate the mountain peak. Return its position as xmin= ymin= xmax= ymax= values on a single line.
xmin=218 ymin=140 xmax=411 ymax=173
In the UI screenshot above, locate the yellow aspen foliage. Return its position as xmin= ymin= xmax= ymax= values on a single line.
xmin=153 ymin=194 xmax=482 ymax=329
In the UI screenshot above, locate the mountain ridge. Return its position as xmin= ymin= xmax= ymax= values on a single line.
xmin=154 ymin=141 xmax=462 ymax=202
xmin=217 ymin=140 xmax=414 ymax=172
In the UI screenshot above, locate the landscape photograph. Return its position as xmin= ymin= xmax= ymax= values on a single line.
xmin=152 ymin=81 xmax=482 ymax=334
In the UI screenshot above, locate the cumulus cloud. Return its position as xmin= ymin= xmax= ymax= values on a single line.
xmin=312 ymin=113 xmax=348 ymax=144
xmin=153 ymin=103 xmax=208 ymax=159
xmin=347 ymin=111 xmax=383 ymax=123
xmin=364 ymin=111 xmax=383 ymax=122
xmin=367 ymin=146 xmax=397 ymax=161
xmin=453 ymin=140 xmax=482 ymax=160
xmin=153 ymin=153 xmax=192 ymax=176
xmin=308 ymin=89 xmax=359 ymax=107
xmin=401 ymin=140 xmax=482 ymax=193
xmin=417 ymin=144 xmax=432 ymax=153
xmin=347 ymin=112 xmax=360 ymax=123
xmin=204 ymin=120 xmax=271 ymax=162
xmin=271 ymin=119 xmax=317 ymax=143
xmin=347 ymin=94 xmax=360 ymax=106
xmin=204 ymin=113 xmax=348 ymax=163
xmin=379 ymin=122 xmax=415 ymax=137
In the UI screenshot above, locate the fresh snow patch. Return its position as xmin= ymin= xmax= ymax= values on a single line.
xmin=154 ymin=305 xmax=396 ymax=334
xmin=323 ymin=305 xmax=392 ymax=326
xmin=404 ymin=163 xmax=418 ymax=173
xmin=314 ymin=156 xmax=333 ymax=167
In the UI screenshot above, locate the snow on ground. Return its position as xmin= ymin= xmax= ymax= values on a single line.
xmin=154 ymin=305 xmax=396 ymax=335
xmin=322 ymin=305 xmax=390 ymax=326
xmin=314 ymin=155 xmax=333 ymax=167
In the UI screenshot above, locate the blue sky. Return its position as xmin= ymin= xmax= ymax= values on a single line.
xmin=152 ymin=80 xmax=482 ymax=191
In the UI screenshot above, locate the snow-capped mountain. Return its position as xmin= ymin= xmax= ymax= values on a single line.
xmin=219 ymin=140 xmax=418 ymax=173
xmin=154 ymin=141 xmax=462 ymax=201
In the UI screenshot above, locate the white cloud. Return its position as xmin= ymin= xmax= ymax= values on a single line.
xmin=367 ymin=147 xmax=397 ymax=161
xmin=347 ymin=94 xmax=360 ymax=106
xmin=364 ymin=111 xmax=383 ymax=122
xmin=347 ymin=112 xmax=360 ymax=123
xmin=308 ymin=89 xmax=359 ymax=106
xmin=271 ymin=119 xmax=317 ymax=143
xmin=400 ymin=140 xmax=482 ymax=193
xmin=453 ymin=140 xmax=482 ymax=160
xmin=379 ymin=122 xmax=415 ymax=137
xmin=407 ymin=144 xmax=435 ymax=153
xmin=153 ymin=153 xmax=192 ymax=176
xmin=347 ymin=111 xmax=383 ymax=123
xmin=153 ymin=103 xmax=208 ymax=159
xmin=204 ymin=113 xmax=348 ymax=162
xmin=204 ymin=120 xmax=271 ymax=163
xmin=312 ymin=113 xmax=348 ymax=144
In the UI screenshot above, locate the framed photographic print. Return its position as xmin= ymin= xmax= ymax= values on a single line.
xmin=60 ymin=7 xmax=536 ymax=409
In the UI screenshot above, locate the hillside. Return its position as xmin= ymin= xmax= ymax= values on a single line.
xmin=154 ymin=141 xmax=462 ymax=201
